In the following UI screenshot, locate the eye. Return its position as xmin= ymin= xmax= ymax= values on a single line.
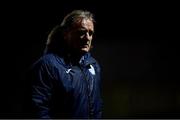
xmin=76 ymin=29 xmax=86 ymax=36
xmin=89 ymin=30 xmax=94 ymax=36
xmin=76 ymin=29 xmax=94 ymax=37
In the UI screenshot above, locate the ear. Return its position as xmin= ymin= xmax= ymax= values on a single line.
xmin=63 ymin=31 xmax=68 ymax=40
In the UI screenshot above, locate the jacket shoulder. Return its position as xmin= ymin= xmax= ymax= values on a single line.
xmin=32 ymin=53 xmax=63 ymax=68
xmin=88 ymin=55 xmax=101 ymax=73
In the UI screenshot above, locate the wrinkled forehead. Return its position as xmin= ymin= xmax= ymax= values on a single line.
xmin=72 ymin=18 xmax=94 ymax=30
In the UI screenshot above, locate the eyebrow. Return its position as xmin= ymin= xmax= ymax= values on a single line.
xmin=77 ymin=28 xmax=94 ymax=34
xmin=78 ymin=27 xmax=94 ymax=32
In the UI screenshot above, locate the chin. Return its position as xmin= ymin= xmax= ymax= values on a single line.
xmin=80 ymin=48 xmax=89 ymax=53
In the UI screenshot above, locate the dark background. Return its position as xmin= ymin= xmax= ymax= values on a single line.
xmin=0 ymin=1 xmax=179 ymax=118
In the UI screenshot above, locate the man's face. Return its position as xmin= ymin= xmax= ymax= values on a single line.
xmin=64 ymin=18 xmax=94 ymax=54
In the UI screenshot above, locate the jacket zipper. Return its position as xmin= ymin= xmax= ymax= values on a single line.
xmin=79 ymin=66 xmax=94 ymax=118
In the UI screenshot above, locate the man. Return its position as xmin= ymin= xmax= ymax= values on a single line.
xmin=30 ymin=10 xmax=103 ymax=119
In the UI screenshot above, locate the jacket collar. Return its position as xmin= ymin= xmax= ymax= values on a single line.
xmin=79 ymin=52 xmax=96 ymax=67
xmin=54 ymin=52 xmax=96 ymax=68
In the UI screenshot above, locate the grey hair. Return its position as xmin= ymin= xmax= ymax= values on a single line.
xmin=60 ymin=10 xmax=95 ymax=32
xmin=45 ymin=10 xmax=95 ymax=54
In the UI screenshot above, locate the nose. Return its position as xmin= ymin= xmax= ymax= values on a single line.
xmin=83 ymin=31 xmax=92 ymax=41
xmin=85 ymin=32 xmax=90 ymax=39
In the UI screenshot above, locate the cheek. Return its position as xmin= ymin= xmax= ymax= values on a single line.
xmin=68 ymin=34 xmax=80 ymax=45
xmin=72 ymin=38 xmax=81 ymax=47
xmin=89 ymin=38 xmax=93 ymax=44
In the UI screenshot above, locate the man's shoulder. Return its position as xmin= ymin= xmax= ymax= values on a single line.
xmin=87 ymin=53 xmax=101 ymax=70
xmin=35 ymin=53 xmax=55 ymax=63
xmin=32 ymin=53 xmax=63 ymax=68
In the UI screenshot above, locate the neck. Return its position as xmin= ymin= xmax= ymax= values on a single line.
xmin=65 ymin=50 xmax=87 ymax=66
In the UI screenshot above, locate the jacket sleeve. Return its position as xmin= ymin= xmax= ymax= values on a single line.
xmin=31 ymin=61 xmax=53 ymax=118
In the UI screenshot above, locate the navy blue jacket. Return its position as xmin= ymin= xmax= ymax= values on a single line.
xmin=31 ymin=52 xmax=103 ymax=119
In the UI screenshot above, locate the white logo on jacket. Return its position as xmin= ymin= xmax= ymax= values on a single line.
xmin=88 ymin=65 xmax=95 ymax=75
xmin=66 ymin=69 xmax=72 ymax=73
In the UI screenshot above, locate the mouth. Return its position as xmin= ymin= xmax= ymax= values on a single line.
xmin=79 ymin=43 xmax=90 ymax=52
xmin=81 ymin=43 xmax=89 ymax=48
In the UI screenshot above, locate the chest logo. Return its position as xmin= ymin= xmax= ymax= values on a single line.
xmin=66 ymin=68 xmax=72 ymax=73
xmin=89 ymin=65 xmax=96 ymax=75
